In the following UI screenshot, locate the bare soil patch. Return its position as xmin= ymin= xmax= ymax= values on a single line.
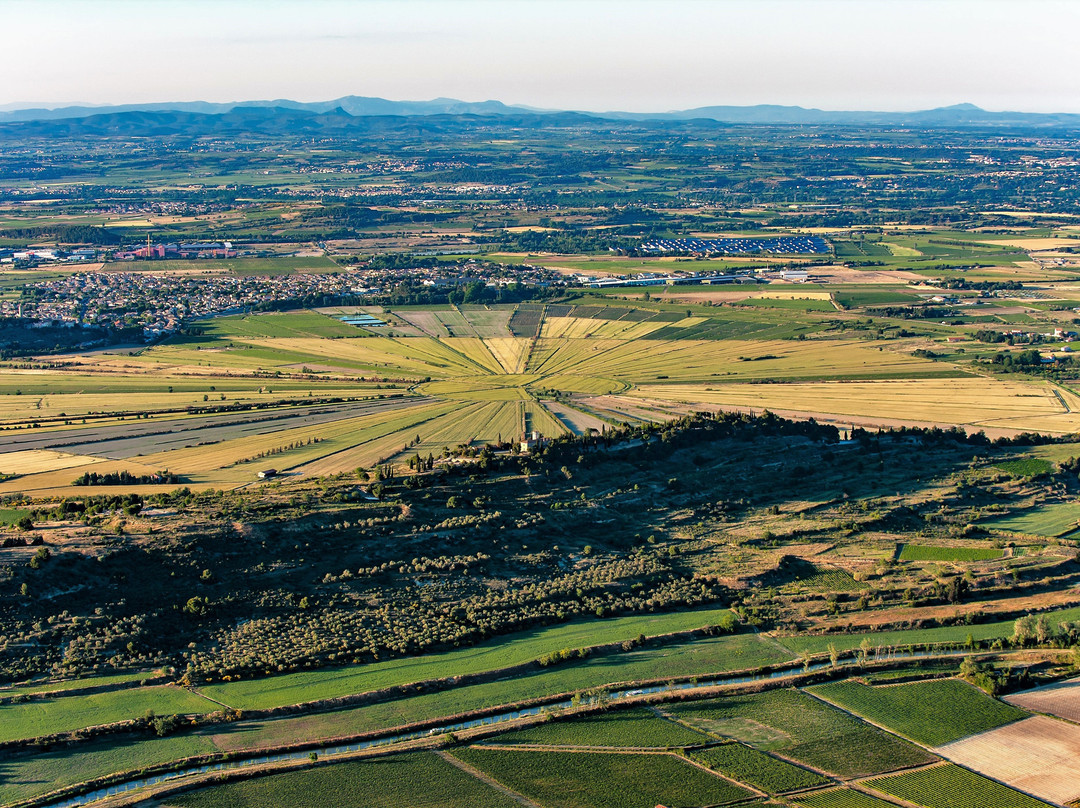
xmin=935 ymin=715 xmax=1080 ymax=805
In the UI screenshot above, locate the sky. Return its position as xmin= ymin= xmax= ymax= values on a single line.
xmin=5 ymin=0 xmax=1080 ymax=114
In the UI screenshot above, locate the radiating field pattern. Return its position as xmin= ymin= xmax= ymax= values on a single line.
xmin=3 ymin=302 xmax=1078 ymax=496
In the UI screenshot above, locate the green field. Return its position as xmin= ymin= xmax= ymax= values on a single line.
xmin=197 ymin=311 xmax=361 ymax=339
xmin=665 ymin=688 xmax=932 ymax=778
xmin=195 ymin=608 xmax=740 ymax=711
xmin=0 ymin=671 xmax=161 ymax=699
xmin=865 ymin=763 xmax=1052 ymax=808
xmin=774 ymin=605 xmax=1080 ymax=656
xmin=0 ymin=630 xmax=793 ymax=805
xmin=688 ymin=742 xmax=831 ymax=794
xmin=734 ymin=297 xmax=836 ymax=311
xmin=170 ymin=752 xmax=520 ymax=808
xmin=984 ymin=502 xmax=1080 ymax=537
xmin=0 ymin=732 xmax=219 ymax=806
xmin=0 ymin=685 xmax=216 ymax=744
xmin=807 ymin=679 xmax=1028 ymax=746
xmin=451 ymin=747 xmax=754 ymax=808
xmin=993 ymin=458 xmax=1055 ymax=477
xmin=897 ymin=544 xmax=1004 ymax=562
xmin=0 ymin=507 xmax=30 ymax=526
xmin=485 ymin=707 xmax=711 ymax=748
xmin=198 ymin=633 xmax=795 ymax=753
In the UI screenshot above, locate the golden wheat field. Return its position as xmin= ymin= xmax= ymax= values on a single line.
xmin=0 ymin=305 xmax=1073 ymax=494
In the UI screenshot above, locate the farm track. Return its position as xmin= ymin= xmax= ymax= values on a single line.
xmin=436 ymin=750 xmax=543 ymax=808
xmin=0 ymin=397 xmax=433 ymax=459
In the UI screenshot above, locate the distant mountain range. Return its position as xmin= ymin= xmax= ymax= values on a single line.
xmin=2 ymin=97 xmax=1080 ymax=134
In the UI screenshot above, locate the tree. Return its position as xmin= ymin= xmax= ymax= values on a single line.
xmin=1012 ymin=614 xmax=1036 ymax=646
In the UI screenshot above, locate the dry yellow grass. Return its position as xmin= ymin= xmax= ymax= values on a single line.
xmin=483 ymin=338 xmax=530 ymax=374
xmin=632 ymin=378 xmax=1080 ymax=432
xmin=0 ymin=450 xmax=104 ymax=475
xmin=755 ymin=290 xmax=833 ymax=300
xmin=0 ymin=458 xmax=169 ymax=497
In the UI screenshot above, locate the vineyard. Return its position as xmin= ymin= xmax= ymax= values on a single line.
xmin=897 ymin=544 xmax=1005 ymax=562
xmin=664 ymin=688 xmax=933 ymax=778
xmin=864 ymin=763 xmax=1053 ymax=808
xmin=687 ymin=742 xmax=831 ymax=794
xmin=808 ymin=679 xmax=1029 ymax=747
xmin=171 ymin=753 xmax=520 ymax=808
xmin=796 ymin=789 xmax=902 ymax=808
xmin=449 ymin=748 xmax=756 ymax=808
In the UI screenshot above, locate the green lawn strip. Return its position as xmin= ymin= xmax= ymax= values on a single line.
xmin=687 ymin=742 xmax=831 ymax=794
xmin=795 ymin=787 xmax=912 ymax=808
xmin=0 ymin=685 xmax=219 ymax=744
xmin=806 ymin=679 xmax=1027 ymax=747
xmin=0 ymin=733 xmax=218 ymax=806
xmin=665 ymin=689 xmax=933 ymax=779
xmin=451 ymin=747 xmax=754 ymax=808
xmin=206 ymin=634 xmax=793 ymax=753
xmin=168 ymin=751 xmax=520 ymax=808
xmin=0 ymin=671 xmax=160 ymax=699
xmin=897 ymin=544 xmax=1004 ymax=562
xmin=773 ymin=605 xmax=1080 ymax=656
xmin=0 ymin=633 xmax=794 ymax=804
xmin=482 ymin=706 xmax=711 ymax=748
xmin=983 ymin=502 xmax=1080 ymax=537
xmin=864 ymin=763 xmax=1053 ymax=808
xmin=195 ymin=607 xmax=741 ymax=711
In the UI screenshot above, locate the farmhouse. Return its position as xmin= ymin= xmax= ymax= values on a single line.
xmin=520 ymin=431 xmax=548 ymax=453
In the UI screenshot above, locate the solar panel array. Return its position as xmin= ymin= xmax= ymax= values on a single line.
xmin=640 ymin=236 xmax=830 ymax=255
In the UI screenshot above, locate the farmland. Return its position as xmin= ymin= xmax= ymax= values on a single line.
xmin=0 ymin=685 xmax=216 ymax=744
xmin=936 ymin=715 xmax=1080 ymax=806
xmin=864 ymin=763 xmax=1053 ymax=808
xmin=663 ymin=688 xmax=934 ymax=778
xmin=687 ymin=743 xmax=831 ymax=794
xmin=807 ymin=679 xmax=1029 ymax=747
xmin=983 ymin=501 xmax=1080 ymax=537
xmin=449 ymin=748 xmax=755 ymax=808
xmin=1006 ymin=677 xmax=1080 ymax=723
xmin=170 ymin=752 xmax=522 ymax=808
xmin=9 ymin=110 xmax=1080 ymax=808
xmin=6 ymin=300 xmax=1080 ymax=497
xmin=795 ymin=790 xmax=901 ymax=808
xmin=897 ymin=544 xmax=1005 ymax=562
xmin=480 ymin=707 xmax=711 ymax=748
xmin=192 ymin=607 xmax=741 ymax=711
xmin=775 ymin=606 xmax=1080 ymax=656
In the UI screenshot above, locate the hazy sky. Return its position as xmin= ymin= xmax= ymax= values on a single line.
xmin=6 ymin=0 xmax=1080 ymax=113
